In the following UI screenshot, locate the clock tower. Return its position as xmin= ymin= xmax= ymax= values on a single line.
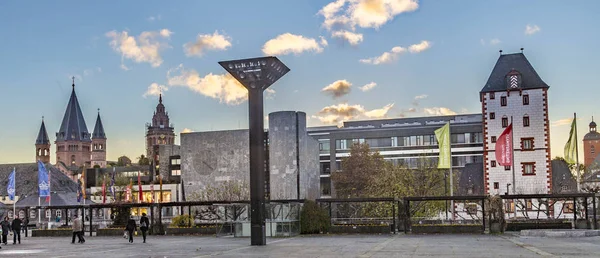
xmin=146 ymin=94 xmax=176 ymax=165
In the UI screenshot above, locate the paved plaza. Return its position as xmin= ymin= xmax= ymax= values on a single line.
xmin=0 ymin=233 xmax=598 ymax=257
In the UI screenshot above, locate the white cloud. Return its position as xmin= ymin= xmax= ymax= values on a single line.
xmin=148 ymin=15 xmax=162 ymax=22
xmin=359 ymin=82 xmax=377 ymax=92
xmin=414 ymin=94 xmax=428 ymax=100
xmin=525 ymin=24 xmax=541 ymax=35
xmin=489 ymin=38 xmax=501 ymax=45
xmin=181 ymin=128 xmax=194 ymax=134
xmin=313 ymin=102 xmax=394 ymax=126
xmin=262 ymin=33 xmax=325 ymax=56
xmin=184 ymin=31 xmax=232 ymax=57
xmin=322 ymin=79 xmax=352 ymax=98
xmin=265 ymin=88 xmax=276 ymax=100
xmin=106 ymin=29 xmax=173 ymax=68
xmin=423 ymin=107 xmax=457 ymax=116
xmin=480 ymin=38 xmax=501 ymax=45
xmin=120 ymin=64 xmax=131 ymax=71
xmin=167 ymin=64 xmax=248 ymax=105
xmin=319 ymin=36 xmax=329 ymax=47
xmin=143 ymin=83 xmax=167 ymax=98
xmin=331 ymin=30 xmax=364 ymax=45
xmin=318 ymin=0 xmax=418 ymax=45
xmin=551 ymin=118 xmax=578 ymax=127
xmin=360 ymin=40 xmax=430 ymax=65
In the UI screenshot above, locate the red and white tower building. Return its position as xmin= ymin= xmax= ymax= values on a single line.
xmin=481 ymin=52 xmax=552 ymax=195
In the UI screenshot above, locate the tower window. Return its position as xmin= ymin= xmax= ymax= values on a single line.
xmin=591 ymin=145 xmax=595 ymax=155
xmin=502 ymin=117 xmax=508 ymax=128
xmin=521 ymin=138 xmax=534 ymax=150
xmin=500 ymin=96 xmax=507 ymax=106
xmin=523 ymin=116 xmax=530 ymax=127
xmin=490 ymin=92 xmax=495 ymax=99
xmin=523 ymin=94 xmax=529 ymax=105
xmin=522 ymin=162 xmax=535 ymax=175
xmin=504 ymin=166 xmax=511 ymax=171
xmin=490 ymin=112 xmax=495 ymax=119
xmin=491 ymin=160 xmax=496 ymax=167
xmin=491 ymin=136 xmax=497 ymax=143
xmin=494 ymin=182 xmax=499 ymax=189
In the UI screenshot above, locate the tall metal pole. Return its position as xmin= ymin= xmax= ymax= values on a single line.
xmin=574 ymin=113 xmax=580 ymax=192
xmin=449 ymin=122 xmax=454 ymax=221
xmin=248 ymin=89 xmax=266 ymax=245
xmin=511 ymin=116 xmax=516 ymax=194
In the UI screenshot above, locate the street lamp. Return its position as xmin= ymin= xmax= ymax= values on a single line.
xmin=219 ymin=57 xmax=290 ymax=246
xmin=506 ymin=183 xmax=511 ymax=195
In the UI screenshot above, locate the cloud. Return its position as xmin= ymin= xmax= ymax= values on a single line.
xmin=331 ymin=30 xmax=364 ymax=45
xmin=525 ymin=24 xmax=541 ymax=35
xmin=183 ymin=31 xmax=232 ymax=57
xmin=551 ymin=118 xmax=578 ymax=127
xmin=408 ymin=107 xmax=416 ymax=112
xmin=167 ymin=64 xmax=248 ymax=105
xmin=322 ymin=80 xmax=352 ymax=98
xmin=143 ymin=83 xmax=168 ymax=98
xmin=120 ymin=64 xmax=131 ymax=71
xmin=414 ymin=94 xmax=428 ymax=100
xmin=408 ymin=40 xmax=431 ymax=53
xmin=181 ymin=128 xmax=194 ymax=134
xmin=313 ymin=102 xmax=394 ymax=125
xmin=360 ymin=40 xmax=430 ymax=65
xmin=262 ymin=33 xmax=325 ymax=56
xmin=106 ymin=29 xmax=173 ymax=68
xmin=148 ymin=15 xmax=162 ymax=22
xmin=318 ymin=0 xmax=418 ymax=45
xmin=265 ymin=88 xmax=276 ymax=100
xmin=359 ymin=82 xmax=377 ymax=92
xmin=319 ymin=36 xmax=329 ymax=47
xmin=423 ymin=107 xmax=457 ymax=116
xmin=489 ymin=38 xmax=501 ymax=45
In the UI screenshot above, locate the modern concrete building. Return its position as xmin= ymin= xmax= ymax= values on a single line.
xmin=176 ymin=111 xmax=320 ymax=201
xmin=308 ymin=114 xmax=484 ymax=197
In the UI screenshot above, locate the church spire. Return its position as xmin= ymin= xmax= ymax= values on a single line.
xmin=36 ymin=117 xmax=50 ymax=145
xmin=92 ymin=109 xmax=106 ymax=139
xmin=56 ymin=79 xmax=90 ymax=142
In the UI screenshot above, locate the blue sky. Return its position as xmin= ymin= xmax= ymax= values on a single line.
xmin=0 ymin=0 xmax=598 ymax=164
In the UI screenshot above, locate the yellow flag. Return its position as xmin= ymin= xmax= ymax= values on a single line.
xmin=435 ymin=122 xmax=451 ymax=169
xmin=564 ymin=117 xmax=578 ymax=164
xmin=81 ymin=168 xmax=86 ymax=199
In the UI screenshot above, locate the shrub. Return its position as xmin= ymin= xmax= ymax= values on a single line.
xmin=300 ymin=201 xmax=330 ymax=234
xmin=171 ymin=215 xmax=195 ymax=228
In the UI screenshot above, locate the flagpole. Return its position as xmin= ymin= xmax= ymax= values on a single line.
xmin=448 ymin=121 xmax=454 ymax=221
xmin=13 ymin=167 xmax=16 ymax=219
xmin=574 ymin=112 xmax=580 ymax=192
xmin=511 ymin=116 xmax=516 ymax=194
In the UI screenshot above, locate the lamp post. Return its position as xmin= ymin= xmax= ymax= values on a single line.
xmin=219 ymin=57 xmax=289 ymax=246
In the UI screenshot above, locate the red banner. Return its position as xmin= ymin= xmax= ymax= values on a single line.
xmin=495 ymin=123 xmax=513 ymax=166
xmin=138 ymin=171 xmax=143 ymax=203
xmin=102 ymin=179 xmax=106 ymax=204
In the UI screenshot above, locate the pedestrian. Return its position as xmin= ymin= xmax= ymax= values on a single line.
xmin=125 ymin=216 xmax=136 ymax=243
xmin=139 ymin=213 xmax=149 ymax=243
xmin=0 ymin=217 xmax=11 ymax=245
xmin=71 ymin=215 xmax=85 ymax=244
xmin=21 ymin=218 xmax=28 ymax=234
xmin=11 ymin=217 xmax=22 ymax=244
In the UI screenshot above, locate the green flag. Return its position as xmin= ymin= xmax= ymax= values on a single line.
xmin=564 ymin=117 xmax=578 ymax=164
xmin=435 ymin=122 xmax=451 ymax=169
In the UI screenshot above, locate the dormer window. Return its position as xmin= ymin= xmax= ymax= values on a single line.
xmin=506 ymin=70 xmax=521 ymax=90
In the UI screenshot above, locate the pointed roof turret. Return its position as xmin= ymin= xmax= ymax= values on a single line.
xmin=36 ymin=117 xmax=50 ymax=145
xmin=92 ymin=109 xmax=106 ymax=139
xmin=56 ymin=78 xmax=91 ymax=142
xmin=480 ymin=52 xmax=549 ymax=93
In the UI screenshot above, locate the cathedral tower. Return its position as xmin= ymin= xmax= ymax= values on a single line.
xmin=146 ymin=94 xmax=175 ymax=163
xmin=583 ymin=117 xmax=600 ymax=167
xmin=91 ymin=109 xmax=107 ymax=168
xmin=35 ymin=117 xmax=51 ymax=163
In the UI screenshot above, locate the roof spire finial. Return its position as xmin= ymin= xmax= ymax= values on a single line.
xmin=499 ymin=49 xmax=503 ymax=55
xmin=98 ymin=108 xmax=100 ymax=114
xmin=72 ymin=76 xmax=75 ymax=89
xmin=520 ymin=47 xmax=524 ymax=53
xmin=159 ymin=89 xmax=162 ymax=104
xmin=42 ymin=116 xmax=44 ymax=122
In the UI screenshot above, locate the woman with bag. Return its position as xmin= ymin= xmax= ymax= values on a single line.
xmin=139 ymin=213 xmax=149 ymax=243
xmin=125 ymin=216 xmax=136 ymax=243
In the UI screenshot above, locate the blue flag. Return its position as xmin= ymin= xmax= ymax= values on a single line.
xmin=7 ymin=168 xmax=15 ymax=201
xmin=37 ymin=160 xmax=50 ymax=197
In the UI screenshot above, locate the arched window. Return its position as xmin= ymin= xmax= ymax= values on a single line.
xmin=71 ymin=155 xmax=76 ymax=165
xmin=502 ymin=116 xmax=509 ymax=128
xmin=37 ymin=148 xmax=41 ymax=156
xmin=592 ymin=145 xmax=596 ymax=155
xmin=522 ymin=93 xmax=530 ymax=105
xmin=523 ymin=115 xmax=530 ymax=127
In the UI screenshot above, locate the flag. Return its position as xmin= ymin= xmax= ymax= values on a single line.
xmin=564 ymin=117 xmax=578 ymax=164
xmin=80 ymin=169 xmax=86 ymax=200
xmin=126 ymin=179 xmax=132 ymax=202
xmin=159 ymin=175 xmax=163 ymax=203
xmin=138 ymin=171 xmax=143 ymax=203
xmin=7 ymin=168 xmax=15 ymax=201
xmin=77 ymin=178 xmax=83 ymax=203
xmin=110 ymin=167 xmax=116 ymax=199
xmin=435 ymin=122 xmax=451 ymax=169
xmin=150 ymin=183 xmax=155 ymax=203
xmin=495 ymin=123 xmax=513 ymax=166
xmin=37 ymin=160 xmax=50 ymax=197
xmin=102 ymin=175 xmax=106 ymax=204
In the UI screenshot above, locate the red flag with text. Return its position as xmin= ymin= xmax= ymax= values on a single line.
xmin=495 ymin=123 xmax=513 ymax=166
xmin=138 ymin=171 xmax=143 ymax=203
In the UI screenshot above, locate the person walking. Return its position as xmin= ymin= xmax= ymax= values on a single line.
xmin=11 ymin=217 xmax=22 ymax=244
xmin=71 ymin=215 xmax=85 ymax=244
xmin=21 ymin=218 xmax=28 ymax=235
xmin=139 ymin=213 xmax=149 ymax=243
xmin=125 ymin=216 xmax=136 ymax=243
xmin=0 ymin=217 xmax=11 ymax=245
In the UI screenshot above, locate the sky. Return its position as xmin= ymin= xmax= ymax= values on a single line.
xmin=0 ymin=0 xmax=598 ymax=164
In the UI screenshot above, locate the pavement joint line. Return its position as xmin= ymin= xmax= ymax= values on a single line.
xmin=357 ymin=235 xmax=397 ymax=258
xmin=193 ymin=237 xmax=293 ymax=258
xmin=49 ymin=243 xmax=138 ymax=258
xmin=499 ymin=235 xmax=556 ymax=257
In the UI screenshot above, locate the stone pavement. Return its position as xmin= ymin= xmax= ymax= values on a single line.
xmin=0 ymin=234 xmax=598 ymax=257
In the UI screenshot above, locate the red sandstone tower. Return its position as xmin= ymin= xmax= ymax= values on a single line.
xmin=583 ymin=117 xmax=600 ymax=167
xmin=35 ymin=117 xmax=51 ymax=163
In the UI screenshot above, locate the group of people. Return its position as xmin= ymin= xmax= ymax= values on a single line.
xmin=71 ymin=212 xmax=150 ymax=244
xmin=0 ymin=216 xmax=25 ymax=248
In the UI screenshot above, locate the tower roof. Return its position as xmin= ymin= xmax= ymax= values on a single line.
xmin=56 ymin=79 xmax=91 ymax=142
xmin=480 ymin=53 xmax=549 ymax=93
xmin=92 ymin=110 xmax=106 ymax=139
xmin=36 ymin=118 xmax=50 ymax=145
